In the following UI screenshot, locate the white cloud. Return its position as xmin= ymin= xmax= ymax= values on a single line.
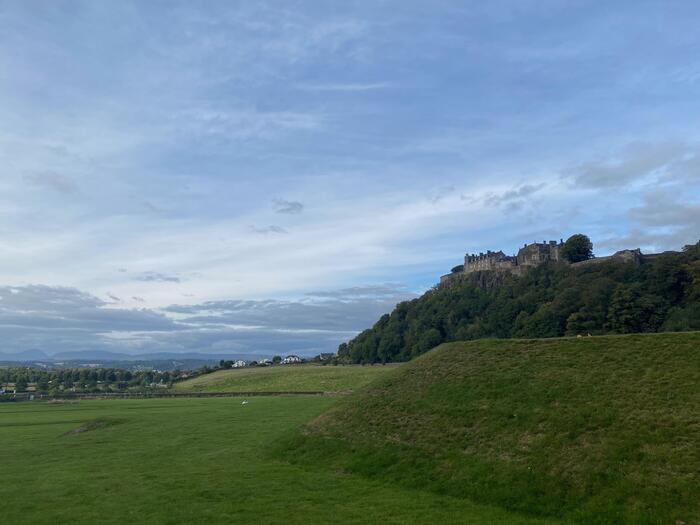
xmin=133 ymin=271 xmax=182 ymax=283
xmin=23 ymin=171 xmax=79 ymax=194
xmin=296 ymin=82 xmax=391 ymax=91
xmin=273 ymin=199 xmax=304 ymax=214
xmin=566 ymin=142 xmax=688 ymax=189
xmin=171 ymin=107 xmax=323 ymax=141
xmin=250 ymin=225 xmax=288 ymax=235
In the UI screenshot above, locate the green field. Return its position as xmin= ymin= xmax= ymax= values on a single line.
xmin=289 ymin=333 xmax=700 ymax=525
xmin=0 ymin=397 xmax=556 ymax=524
xmin=5 ymin=333 xmax=698 ymax=524
xmin=173 ymin=363 xmax=398 ymax=393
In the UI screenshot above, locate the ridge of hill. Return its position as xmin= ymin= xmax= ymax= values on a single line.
xmin=173 ymin=363 xmax=398 ymax=393
xmin=286 ymin=333 xmax=700 ymax=524
xmin=339 ymin=241 xmax=700 ymax=364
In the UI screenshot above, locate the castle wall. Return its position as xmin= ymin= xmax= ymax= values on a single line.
xmin=464 ymin=258 xmax=516 ymax=273
xmin=438 ymin=238 xmax=676 ymax=287
xmin=440 ymin=240 xmax=564 ymax=286
xmin=463 ymin=250 xmax=517 ymax=274
xmin=516 ymin=241 xmax=562 ymax=267
xmin=571 ymin=249 xmax=642 ymax=268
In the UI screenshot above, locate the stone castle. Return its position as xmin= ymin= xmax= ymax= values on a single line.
xmin=440 ymin=239 xmax=647 ymax=285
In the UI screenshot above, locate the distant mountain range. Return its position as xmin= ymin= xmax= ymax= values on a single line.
xmin=0 ymin=349 xmax=265 ymax=363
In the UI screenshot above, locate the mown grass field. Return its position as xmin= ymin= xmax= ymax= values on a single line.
xmin=0 ymin=397 xmax=558 ymax=524
xmin=287 ymin=333 xmax=700 ymax=525
xmin=173 ymin=363 xmax=398 ymax=393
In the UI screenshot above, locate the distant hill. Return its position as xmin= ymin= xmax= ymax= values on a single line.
xmin=339 ymin=241 xmax=700 ymax=363
xmin=51 ymin=350 xmax=136 ymax=361
xmin=0 ymin=350 xmax=263 ymax=364
xmin=288 ymin=333 xmax=700 ymax=524
xmin=0 ymin=349 xmax=50 ymax=361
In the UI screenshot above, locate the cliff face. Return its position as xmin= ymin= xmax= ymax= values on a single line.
xmin=463 ymin=269 xmax=511 ymax=290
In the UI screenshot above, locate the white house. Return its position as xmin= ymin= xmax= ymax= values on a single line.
xmin=232 ymin=360 xmax=247 ymax=368
xmin=281 ymin=355 xmax=303 ymax=365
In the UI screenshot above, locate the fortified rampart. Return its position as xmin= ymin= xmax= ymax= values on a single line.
xmin=440 ymin=241 xmax=660 ymax=286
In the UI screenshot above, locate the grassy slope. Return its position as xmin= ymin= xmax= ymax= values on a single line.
xmin=173 ymin=363 xmax=399 ymax=393
xmin=0 ymin=398 xmax=557 ymax=525
xmin=287 ymin=333 xmax=700 ymax=525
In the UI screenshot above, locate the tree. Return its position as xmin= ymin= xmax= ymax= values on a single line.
xmin=560 ymin=234 xmax=593 ymax=263
xmin=607 ymin=284 xmax=665 ymax=333
xmin=15 ymin=378 xmax=28 ymax=393
xmin=37 ymin=377 xmax=50 ymax=392
xmin=272 ymin=355 xmax=282 ymax=364
xmin=417 ymin=328 xmax=442 ymax=354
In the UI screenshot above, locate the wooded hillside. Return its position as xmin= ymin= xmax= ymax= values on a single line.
xmin=339 ymin=241 xmax=700 ymax=363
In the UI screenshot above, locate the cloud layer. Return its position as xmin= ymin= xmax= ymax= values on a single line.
xmin=0 ymin=284 xmax=415 ymax=357
xmin=0 ymin=2 xmax=699 ymax=354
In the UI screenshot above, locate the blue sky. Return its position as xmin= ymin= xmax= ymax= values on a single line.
xmin=1 ymin=1 xmax=699 ymax=357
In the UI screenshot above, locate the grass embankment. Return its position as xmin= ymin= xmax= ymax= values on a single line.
xmin=0 ymin=397 xmax=556 ymax=524
xmin=286 ymin=332 xmax=700 ymax=525
xmin=173 ymin=363 xmax=398 ymax=393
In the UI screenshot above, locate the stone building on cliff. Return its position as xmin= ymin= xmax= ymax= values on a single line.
xmin=440 ymin=240 xmax=563 ymax=285
xmin=440 ymin=239 xmax=649 ymax=285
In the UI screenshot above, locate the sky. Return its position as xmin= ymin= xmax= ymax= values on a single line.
xmin=1 ymin=1 xmax=699 ymax=357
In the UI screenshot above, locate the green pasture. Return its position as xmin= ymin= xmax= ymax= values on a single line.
xmin=290 ymin=333 xmax=700 ymax=525
xmin=0 ymin=397 xmax=556 ymax=524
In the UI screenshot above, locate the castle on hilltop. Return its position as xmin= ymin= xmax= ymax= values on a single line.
xmin=440 ymin=239 xmax=647 ymax=285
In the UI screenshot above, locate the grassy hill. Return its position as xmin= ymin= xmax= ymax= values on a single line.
xmin=173 ymin=363 xmax=399 ymax=393
xmin=1 ymin=397 xmax=558 ymax=524
xmin=286 ymin=332 xmax=700 ymax=524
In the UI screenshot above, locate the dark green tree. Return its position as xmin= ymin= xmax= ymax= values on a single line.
xmin=417 ymin=328 xmax=442 ymax=354
xmin=272 ymin=355 xmax=282 ymax=364
xmin=337 ymin=343 xmax=349 ymax=361
xmin=37 ymin=377 xmax=50 ymax=392
xmin=606 ymin=284 xmax=665 ymax=333
xmin=15 ymin=378 xmax=28 ymax=392
xmin=560 ymin=234 xmax=593 ymax=263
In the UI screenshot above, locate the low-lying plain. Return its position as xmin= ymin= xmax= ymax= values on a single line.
xmin=0 ymin=397 xmax=556 ymax=524
xmin=4 ymin=332 xmax=697 ymax=524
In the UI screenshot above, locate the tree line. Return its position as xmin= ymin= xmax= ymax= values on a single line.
xmin=0 ymin=367 xmax=185 ymax=394
xmin=338 ymin=240 xmax=700 ymax=364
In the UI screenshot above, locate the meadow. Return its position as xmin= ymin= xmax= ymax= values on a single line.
xmin=4 ymin=333 xmax=697 ymax=524
xmin=0 ymin=397 xmax=556 ymax=524
xmin=173 ymin=363 xmax=398 ymax=393
xmin=290 ymin=333 xmax=700 ymax=524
